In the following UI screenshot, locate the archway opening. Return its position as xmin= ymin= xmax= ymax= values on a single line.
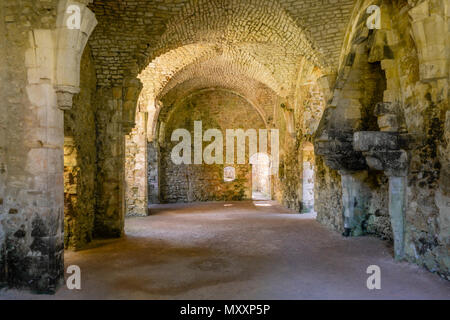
xmin=250 ymin=153 xmax=271 ymax=200
xmin=301 ymin=142 xmax=315 ymax=214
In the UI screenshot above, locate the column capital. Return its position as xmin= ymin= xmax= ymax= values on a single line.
xmin=55 ymin=85 xmax=80 ymax=110
xmin=354 ymin=131 xmax=411 ymax=176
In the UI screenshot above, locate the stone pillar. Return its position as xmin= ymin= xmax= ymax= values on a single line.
xmin=0 ymin=0 xmax=96 ymax=292
xmin=96 ymin=76 xmax=143 ymax=233
xmin=388 ymin=175 xmax=407 ymax=260
xmin=23 ymin=73 xmax=66 ymax=293
xmin=94 ymin=87 xmax=126 ymax=238
xmin=354 ymin=131 xmax=410 ymax=260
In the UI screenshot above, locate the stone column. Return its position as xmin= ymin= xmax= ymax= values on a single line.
xmin=387 ymin=175 xmax=407 ymax=260
xmin=354 ymin=131 xmax=410 ymax=260
xmin=0 ymin=0 xmax=96 ymax=292
xmin=94 ymin=87 xmax=126 ymax=237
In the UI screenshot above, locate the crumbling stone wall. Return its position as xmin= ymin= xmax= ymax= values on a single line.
xmin=394 ymin=0 xmax=449 ymax=278
xmin=315 ymin=0 xmax=449 ymax=278
xmin=63 ymin=47 xmax=97 ymax=250
xmin=159 ymin=90 xmax=265 ymax=202
xmin=365 ymin=173 xmax=391 ymax=240
xmin=316 ymin=20 xmax=390 ymax=236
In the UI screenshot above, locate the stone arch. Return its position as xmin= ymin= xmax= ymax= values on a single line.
xmin=141 ymin=0 xmax=325 ymax=73
xmin=114 ymin=0 xmax=329 ymax=119
xmin=163 ymin=88 xmax=269 ymax=134
xmin=156 ymin=46 xmax=283 ymax=99
xmin=138 ymin=43 xmax=282 ymax=142
xmin=98 ymin=0 xmax=333 ymax=218
xmin=157 ymin=88 xmax=267 ymax=203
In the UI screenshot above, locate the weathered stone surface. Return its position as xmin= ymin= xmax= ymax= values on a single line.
xmin=314 ymin=0 xmax=449 ymax=279
xmin=93 ymin=87 xmax=126 ymax=238
xmin=63 ymin=47 xmax=97 ymax=250
xmin=0 ymin=0 xmax=64 ymax=293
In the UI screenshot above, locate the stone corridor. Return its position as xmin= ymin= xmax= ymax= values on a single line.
xmin=1 ymin=201 xmax=449 ymax=299
xmin=0 ymin=0 xmax=449 ymax=296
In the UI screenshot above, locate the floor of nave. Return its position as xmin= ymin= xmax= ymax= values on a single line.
xmin=1 ymin=201 xmax=449 ymax=299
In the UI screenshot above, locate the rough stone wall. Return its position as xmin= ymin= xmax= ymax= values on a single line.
xmin=0 ymin=0 xmax=97 ymax=292
xmin=315 ymin=156 xmax=344 ymax=231
xmin=314 ymin=0 xmax=449 ymax=278
xmin=159 ymin=90 xmax=265 ymax=202
xmin=63 ymin=47 xmax=97 ymax=250
xmin=391 ymin=0 xmax=449 ymax=278
xmin=365 ymin=172 xmax=391 ymax=240
xmin=314 ymin=0 xmax=390 ymax=238
xmin=0 ymin=0 xmax=8 ymax=287
xmin=316 ymin=43 xmax=390 ymax=237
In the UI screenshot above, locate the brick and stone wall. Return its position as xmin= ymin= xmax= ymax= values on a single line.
xmin=159 ymin=89 xmax=266 ymax=203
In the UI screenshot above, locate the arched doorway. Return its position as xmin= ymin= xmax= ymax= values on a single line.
xmin=301 ymin=142 xmax=315 ymax=214
xmin=250 ymin=153 xmax=271 ymax=200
